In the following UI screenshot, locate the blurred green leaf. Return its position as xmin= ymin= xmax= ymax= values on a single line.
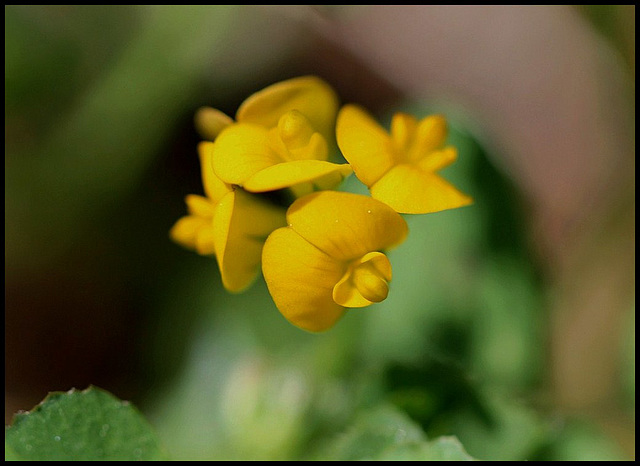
xmin=470 ymin=255 xmax=543 ymax=388
xmin=6 ymin=5 xmax=237 ymax=270
xmin=385 ymin=358 xmax=492 ymax=434
xmin=534 ymin=418 xmax=630 ymax=461
xmin=313 ymin=404 xmax=475 ymax=461
xmin=5 ymin=386 xmax=168 ymax=461
xmin=147 ymin=304 xmax=319 ymax=461
xmin=446 ymin=389 xmax=549 ymax=461
xmin=578 ymin=5 xmax=635 ymax=73
xmin=5 ymin=6 xmax=140 ymax=135
xmin=376 ymin=436 xmax=477 ymax=461
xmin=5 ymin=441 xmax=20 ymax=461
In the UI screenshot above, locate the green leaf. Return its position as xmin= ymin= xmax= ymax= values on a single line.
xmin=5 ymin=386 xmax=168 ymax=461
xmin=5 ymin=441 xmax=20 ymax=461
xmin=315 ymin=405 xmax=475 ymax=461
xmin=376 ymin=436 xmax=477 ymax=461
xmin=542 ymin=419 xmax=630 ymax=461
xmin=447 ymin=388 xmax=549 ymax=461
xmin=6 ymin=5 xmax=237 ymax=271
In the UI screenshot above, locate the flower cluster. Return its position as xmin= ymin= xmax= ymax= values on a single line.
xmin=172 ymin=76 xmax=471 ymax=332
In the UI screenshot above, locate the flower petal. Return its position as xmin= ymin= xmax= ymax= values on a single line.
xmin=336 ymin=104 xmax=395 ymax=187
xmin=332 ymin=272 xmax=373 ymax=309
xmin=236 ymin=76 xmax=339 ymax=144
xmin=271 ymin=111 xmax=329 ymax=162
xmin=243 ymin=160 xmax=351 ymax=193
xmin=333 ymin=252 xmax=392 ymax=308
xmin=212 ymin=124 xmax=282 ymax=186
xmin=194 ymin=224 xmax=217 ymax=256
xmin=390 ymin=112 xmax=417 ymax=153
xmin=277 ymin=110 xmax=316 ymax=153
xmin=194 ymin=106 xmax=234 ymax=141
xmin=170 ymin=215 xmax=215 ymax=255
xmin=262 ymin=227 xmax=346 ymax=332
xmin=370 ymin=164 xmax=473 ymax=214
xmin=417 ymin=146 xmax=458 ymax=173
xmin=213 ymin=189 xmax=286 ymax=292
xmin=288 ymin=133 xmax=328 ymax=162
xmin=198 ymin=142 xmax=233 ymax=202
xmin=185 ymin=194 xmax=216 ymax=217
xmin=412 ymin=114 xmax=448 ymax=155
xmin=286 ymin=191 xmax=408 ymax=261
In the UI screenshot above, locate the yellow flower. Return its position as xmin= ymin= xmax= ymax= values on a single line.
xmin=171 ymin=142 xmax=286 ymax=292
xmin=336 ymin=104 xmax=473 ymax=214
xmin=262 ymin=191 xmax=408 ymax=332
xmin=213 ymin=110 xmax=352 ymax=198
xmin=195 ymin=75 xmax=340 ymax=144
xmin=194 ymin=76 xmax=352 ymax=198
xmin=194 ymin=106 xmax=234 ymax=141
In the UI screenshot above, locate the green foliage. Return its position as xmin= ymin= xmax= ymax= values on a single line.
xmin=5 ymin=5 xmax=237 ymax=271
xmin=446 ymin=389 xmax=550 ymax=461
xmin=384 ymin=358 xmax=492 ymax=434
xmin=537 ymin=419 xmax=630 ymax=461
xmin=313 ymin=404 xmax=475 ymax=461
xmin=5 ymin=7 xmax=633 ymax=461
xmin=5 ymin=387 xmax=168 ymax=461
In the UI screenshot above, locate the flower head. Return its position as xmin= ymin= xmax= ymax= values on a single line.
xmin=194 ymin=76 xmax=351 ymax=198
xmin=234 ymin=75 xmax=340 ymax=145
xmin=171 ymin=142 xmax=286 ymax=292
xmin=213 ymin=110 xmax=352 ymax=197
xmin=196 ymin=76 xmax=340 ymax=142
xmin=262 ymin=191 xmax=408 ymax=332
xmin=173 ymin=76 xmax=473 ymax=331
xmin=336 ymin=104 xmax=472 ymax=214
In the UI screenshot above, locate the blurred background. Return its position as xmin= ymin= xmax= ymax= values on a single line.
xmin=5 ymin=5 xmax=634 ymax=460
